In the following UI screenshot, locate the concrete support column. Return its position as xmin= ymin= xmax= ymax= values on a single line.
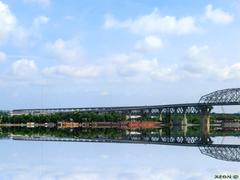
xmin=200 ymin=106 xmax=211 ymax=143
xmin=125 ymin=110 xmax=132 ymax=120
xmin=159 ymin=113 xmax=163 ymax=121
xmin=182 ymin=125 xmax=188 ymax=136
xmin=182 ymin=113 xmax=188 ymax=126
xmin=159 ymin=128 xmax=162 ymax=136
xmin=167 ymin=113 xmax=173 ymax=126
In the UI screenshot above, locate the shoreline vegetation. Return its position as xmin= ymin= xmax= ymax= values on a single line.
xmin=1 ymin=111 xmax=240 ymax=121
xmin=0 ymin=111 xmax=240 ymax=124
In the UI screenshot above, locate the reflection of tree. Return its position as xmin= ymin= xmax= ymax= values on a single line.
xmin=0 ymin=128 xmax=7 ymax=138
xmin=0 ymin=126 xmax=206 ymax=146
xmin=1 ymin=127 xmax=126 ymax=139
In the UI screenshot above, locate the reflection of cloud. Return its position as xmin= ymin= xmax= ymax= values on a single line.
xmin=0 ymin=51 xmax=7 ymax=62
xmin=99 ymin=154 xmax=109 ymax=159
xmin=0 ymin=164 xmax=239 ymax=180
xmin=100 ymin=91 xmax=109 ymax=96
xmin=58 ymin=173 xmax=99 ymax=180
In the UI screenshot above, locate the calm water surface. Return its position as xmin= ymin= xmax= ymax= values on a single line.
xmin=0 ymin=126 xmax=239 ymax=180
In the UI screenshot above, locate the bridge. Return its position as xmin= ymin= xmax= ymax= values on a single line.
xmin=12 ymin=88 xmax=240 ymax=115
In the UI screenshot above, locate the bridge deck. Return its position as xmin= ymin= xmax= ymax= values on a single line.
xmin=12 ymin=103 xmax=206 ymax=115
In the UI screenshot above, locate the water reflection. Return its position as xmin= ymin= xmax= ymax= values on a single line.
xmin=1 ymin=120 xmax=239 ymax=162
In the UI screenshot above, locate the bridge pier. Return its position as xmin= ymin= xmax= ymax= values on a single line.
xmin=200 ymin=106 xmax=212 ymax=143
xmin=125 ymin=110 xmax=132 ymax=120
xmin=159 ymin=128 xmax=162 ymax=136
xmin=181 ymin=125 xmax=188 ymax=136
xmin=181 ymin=113 xmax=188 ymax=126
xmin=159 ymin=113 xmax=163 ymax=121
xmin=166 ymin=113 xmax=172 ymax=126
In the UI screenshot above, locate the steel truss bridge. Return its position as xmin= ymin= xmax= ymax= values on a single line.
xmin=12 ymin=88 xmax=240 ymax=115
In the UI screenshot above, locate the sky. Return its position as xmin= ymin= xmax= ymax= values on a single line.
xmin=1 ymin=0 xmax=240 ymax=110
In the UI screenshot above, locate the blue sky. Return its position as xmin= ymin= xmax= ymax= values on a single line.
xmin=0 ymin=0 xmax=240 ymax=109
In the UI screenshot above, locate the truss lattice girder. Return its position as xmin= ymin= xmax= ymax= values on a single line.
xmin=199 ymin=88 xmax=240 ymax=105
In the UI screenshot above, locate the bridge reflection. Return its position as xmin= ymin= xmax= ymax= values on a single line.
xmin=11 ymin=134 xmax=240 ymax=162
xmin=9 ymin=125 xmax=240 ymax=162
xmin=12 ymin=134 xmax=207 ymax=146
xmin=199 ymin=145 xmax=240 ymax=162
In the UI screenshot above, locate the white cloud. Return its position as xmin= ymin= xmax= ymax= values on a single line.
xmin=42 ymin=65 xmax=101 ymax=78
xmin=23 ymin=0 xmax=51 ymax=7
xmin=0 ymin=79 xmax=7 ymax=87
xmin=103 ymin=15 xmax=119 ymax=29
xmin=182 ymin=45 xmax=240 ymax=80
xmin=11 ymin=59 xmax=38 ymax=78
xmin=184 ymin=45 xmax=217 ymax=78
xmin=135 ymin=35 xmax=163 ymax=51
xmin=11 ymin=15 xmax=50 ymax=44
xmin=42 ymin=52 xmax=176 ymax=81
xmin=102 ymin=45 xmax=240 ymax=82
xmin=42 ymin=53 xmax=177 ymax=82
xmin=220 ymin=63 xmax=240 ymax=80
xmin=0 ymin=51 xmax=7 ymax=62
xmin=187 ymin=45 xmax=209 ymax=58
xmin=182 ymin=45 xmax=221 ymax=78
xmin=11 ymin=26 xmax=29 ymax=48
xmin=0 ymin=1 xmax=30 ymax=47
xmin=46 ymin=38 xmax=84 ymax=63
xmin=105 ymin=53 xmax=178 ymax=81
xmin=0 ymin=1 xmax=17 ymax=41
xmin=205 ymin=4 xmax=233 ymax=24
xmin=33 ymin=15 xmax=50 ymax=28
xmin=104 ymin=9 xmax=198 ymax=35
